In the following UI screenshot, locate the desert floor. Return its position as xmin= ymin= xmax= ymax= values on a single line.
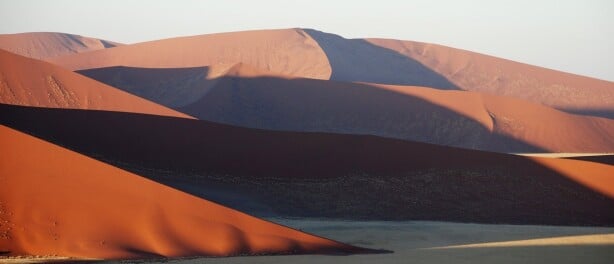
xmin=54 ymin=218 xmax=613 ymax=264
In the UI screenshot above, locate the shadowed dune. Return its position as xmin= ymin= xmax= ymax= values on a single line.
xmin=365 ymin=38 xmax=614 ymax=118
xmin=78 ymin=65 xmax=614 ymax=153
xmin=1 ymin=104 xmax=612 ymax=226
xmin=0 ymin=50 xmax=191 ymax=118
xmin=0 ymin=125 xmax=373 ymax=259
xmin=0 ymin=32 xmax=121 ymax=60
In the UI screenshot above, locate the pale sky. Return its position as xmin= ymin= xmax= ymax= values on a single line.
xmin=1 ymin=0 xmax=612 ymax=81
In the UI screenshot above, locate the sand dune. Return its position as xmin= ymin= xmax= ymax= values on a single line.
xmin=0 ymin=50 xmax=191 ymax=118
xmin=0 ymin=32 xmax=121 ymax=60
xmin=366 ymin=38 xmax=614 ymax=118
xmin=2 ymin=104 xmax=612 ymax=225
xmin=78 ymin=65 xmax=614 ymax=153
xmin=46 ymin=28 xmax=614 ymax=118
xmin=0 ymin=125 xmax=367 ymax=259
xmin=48 ymin=29 xmax=331 ymax=79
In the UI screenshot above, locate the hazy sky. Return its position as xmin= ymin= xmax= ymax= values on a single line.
xmin=1 ymin=0 xmax=612 ymax=81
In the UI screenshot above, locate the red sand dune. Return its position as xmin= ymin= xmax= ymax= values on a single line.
xmin=0 ymin=32 xmax=121 ymax=60
xmin=0 ymin=124 xmax=365 ymax=259
xmin=366 ymin=38 xmax=614 ymax=117
xmin=0 ymin=50 xmax=191 ymax=118
xmin=48 ymin=29 xmax=331 ymax=79
xmin=79 ymin=63 xmax=614 ymax=152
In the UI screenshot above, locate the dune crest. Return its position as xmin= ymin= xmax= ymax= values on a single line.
xmin=0 ymin=32 xmax=121 ymax=60
xmin=0 ymin=50 xmax=191 ymax=118
xmin=0 ymin=125 xmax=365 ymax=259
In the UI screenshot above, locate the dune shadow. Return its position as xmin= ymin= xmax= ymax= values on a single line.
xmin=302 ymin=29 xmax=458 ymax=89
xmin=1 ymin=103 xmax=613 ymax=226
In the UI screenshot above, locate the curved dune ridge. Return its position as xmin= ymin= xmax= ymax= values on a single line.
xmin=0 ymin=50 xmax=191 ymax=118
xmin=78 ymin=64 xmax=614 ymax=153
xmin=0 ymin=125 xmax=367 ymax=259
xmin=48 ymin=28 xmax=331 ymax=79
xmin=366 ymin=38 xmax=614 ymax=117
xmin=0 ymin=32 xmax=121 ymax=60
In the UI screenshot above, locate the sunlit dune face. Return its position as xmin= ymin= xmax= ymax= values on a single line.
xmin=532 ymin=157 xmax=614 ymax=198
xmin=0 ymin=125 xmax=362 ymax=259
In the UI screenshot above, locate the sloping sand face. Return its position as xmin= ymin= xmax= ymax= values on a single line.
xmin=0 ymin=125 xmax=365 ymax=259
xmin=0 ymin=50 xmax=191 ymax=119
xmin=0 ymin=32 xmax=121 ymax=60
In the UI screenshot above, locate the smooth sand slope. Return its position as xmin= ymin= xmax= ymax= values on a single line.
xmin=0 ymin=32 xmax=121 ymax=60
xmin=78 ymin=64 xmax=614 ymax=153
xmin=48 ymin=29 xmax=331 ymax=79
xmin=365 ymin=37 xmax=614 ymax=118
xmin=0 ymin=125 xmax=368 ymax=259
xmin=0 ymin=50 xmax=191 ymax=118
xmin=2 ymin=104 xmax=613 ymax=225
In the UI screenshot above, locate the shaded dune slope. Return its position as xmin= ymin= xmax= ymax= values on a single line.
xmin=0 ymin=125 xmax=370 ymax=259
xmin=78 ymin=66 xmax=614 ymax=153
xmin=0 ymin=50 xmax=190 ymax=118
xmin=1 ymin=104 xmax=612 ymax=226
xmin=0 ymin=32 xmax=121 ymax=60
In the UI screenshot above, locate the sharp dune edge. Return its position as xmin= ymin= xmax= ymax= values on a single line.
xmin=0 ymin=125 xmax=367 ymax=259
xmin=0 ymin=50 xmax=192 ymax=119
xmin=0 ymin=32 xmax=121 ymax=60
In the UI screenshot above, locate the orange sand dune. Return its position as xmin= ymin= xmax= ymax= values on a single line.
xmin=366 ymin=38 xmax=614 ymax=117
xmin=0 ymin=125 xmax=365 ymax=259
xmin=0 ymin=50 xmax=191 ymax=118
xmin=0 ymin=32 xmax=121 ymax=60
xmin=48 ymin=29 xmax=331 ymax=79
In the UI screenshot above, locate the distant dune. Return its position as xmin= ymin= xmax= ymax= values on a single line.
xmin=366 ymin=37 xmax=614 ymax=118
xmin=78 ymin=64 xmax=614 ymax=153
xmin=48 ymin=29 xmax=331 ymax=79
xmin=2 ymin=104 xmax=612 ymax=226
xmin=0 ymin=32 xmax=121 ymax=60
xmin=0 ymin=124 xmax=367 ymax=259
xmin=0 ymin=50 xmax=191 ymax=118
